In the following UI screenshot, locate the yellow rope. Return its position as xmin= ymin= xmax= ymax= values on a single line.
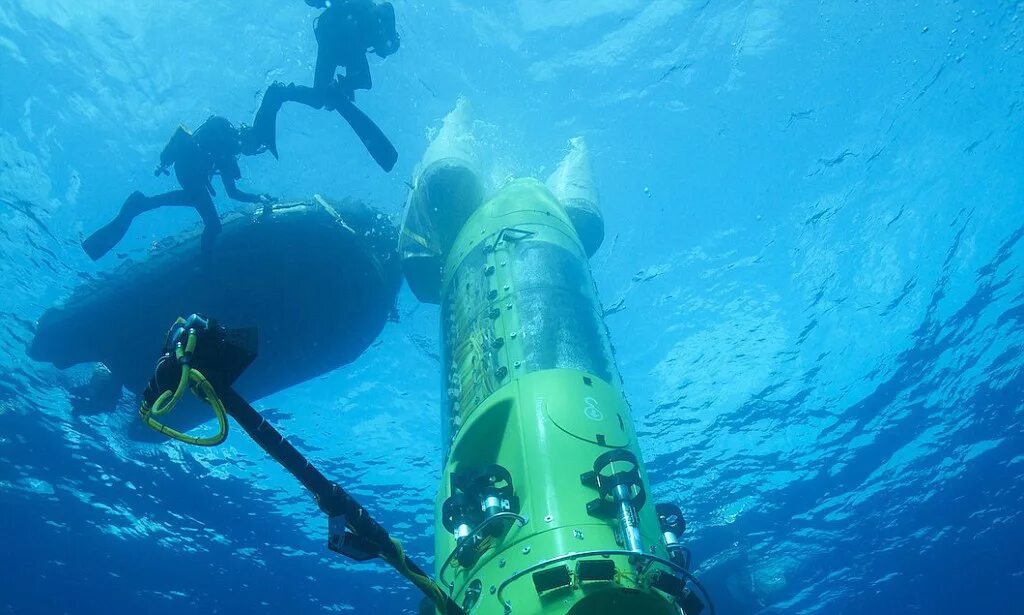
xmin=139 ymin=328 xmax=229 ymax=447
xmin=382 ymin=538 xmax=452 ymax=614
xmin=140 ymin=319 xmax=455 ymax=611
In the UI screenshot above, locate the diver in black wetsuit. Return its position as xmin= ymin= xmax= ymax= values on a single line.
xmin=251 ymin=0 xmax=400 ymax=171
xmin=82 ymin=116 xmax=273 ymax=261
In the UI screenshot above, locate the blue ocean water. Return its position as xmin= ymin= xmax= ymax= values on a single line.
xmin=2 ymin=1 xmax=1023 ymax=613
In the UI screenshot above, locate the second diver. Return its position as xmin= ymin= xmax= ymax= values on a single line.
xmin=251 ymin=0 xmax=400 ymax=171
xmin=82 ymin=116 xmax=273 ymax=261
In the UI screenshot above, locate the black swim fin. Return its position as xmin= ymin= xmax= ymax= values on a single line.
xmin=82 ymin=216 xmax=131 ymax=261
xmin=253 ymin=84 xmax=287 ymax=159
xmin=334 ymin=98 xmax=398 ymax=172
xmin=82 ymin=192 xmax=144 ymax=261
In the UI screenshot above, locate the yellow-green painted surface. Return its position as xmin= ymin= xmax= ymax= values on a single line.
xmin=432 ymin=179 xmax=678 ymax=614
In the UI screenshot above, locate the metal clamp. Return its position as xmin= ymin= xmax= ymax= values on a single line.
xmin=581 ymin=450 xmax=647 ymax=553
xmin=438 ymin=512 xmax=529 ymax=589
xmin=580 ymin=449 xmax=647 ymax=517
xmin=327 ymin=513 xmax=378 ymax=562
xmin=491 ymin=226 xmax=536 ymax=251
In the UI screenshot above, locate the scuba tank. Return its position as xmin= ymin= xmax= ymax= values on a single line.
xmin=159 ymin=124 xmax=196 ymax=169
xmin=160 ymin=117 xmax=240 ymax=169
xmin=193 ymin=116 xmax=242 ymax=156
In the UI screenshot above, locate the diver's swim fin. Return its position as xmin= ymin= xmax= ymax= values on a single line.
xmin=253 ymin=84 xmax=287 ymax=159
xmin=82 ymin=217 xmax=130 ymax=261
xmin=82 ymin=192 xmax=145 ymax=261
xmin=334 ymin=99 xmax=398 ymax=172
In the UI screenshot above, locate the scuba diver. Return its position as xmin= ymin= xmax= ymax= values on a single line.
xmin=82 ymin=116 xmax=273 ymax=262
xmin=251 ymin=0 xmax=400 ymax=171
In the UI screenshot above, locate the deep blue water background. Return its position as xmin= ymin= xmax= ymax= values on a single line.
xmin=2 ymin=1 xmax=1024 ymax=613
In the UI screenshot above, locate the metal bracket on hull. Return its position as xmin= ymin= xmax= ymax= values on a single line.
xmin=490 ymin=226 xmax=536 ymax=252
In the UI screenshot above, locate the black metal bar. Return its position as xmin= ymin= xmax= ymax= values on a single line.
xmin=217 ymin=386 xmax=464 ymax=615
xmin=218 ymin=387 xmax=345 ymax=513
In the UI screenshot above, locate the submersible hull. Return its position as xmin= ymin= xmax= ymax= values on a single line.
xmin=402 ymin=104 xmax=699 ymax=615
xmin=30 ymin=196 xmax=400 ymax=434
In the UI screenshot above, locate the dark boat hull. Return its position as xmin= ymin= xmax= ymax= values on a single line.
xmin=30 ymin=196 xmax=401 ymax=439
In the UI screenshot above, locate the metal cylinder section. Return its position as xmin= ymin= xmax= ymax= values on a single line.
xmin=439 ymin=181 xmax=619 ymax=443
xmin=432 ymin=179 xmax=678 ymax=614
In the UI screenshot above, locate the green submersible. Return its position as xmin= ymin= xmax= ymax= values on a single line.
xmin=401 ymin=100 xmax=711 ymax=615
xmin=125 ymin=99 xmax=712 ymax=615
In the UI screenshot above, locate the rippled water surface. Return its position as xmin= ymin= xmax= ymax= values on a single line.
xmin=2 ymin=2 xmax=1023 ymax=613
